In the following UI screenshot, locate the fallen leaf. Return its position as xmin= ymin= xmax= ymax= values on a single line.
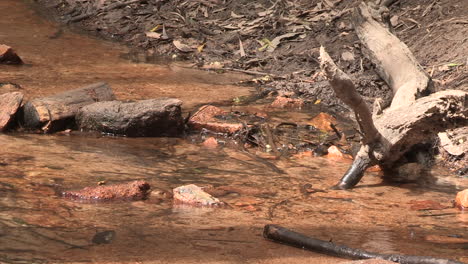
xmin=197 ymin=43 xmax=206 ymax=53
xmin=230 ymin=11 xmax=244 ymax=18
xmin=173 ymin=40 xmax=193 ymax=52
xmin=149 ymin=25 xmax=161 ymax=32
xmin=239 ymin=38 xmax=246 ymax=57
xmin=146 ymin=32 xmax=161 ymax=39
xmin=268 ymin=32 xmax=301 ymax=52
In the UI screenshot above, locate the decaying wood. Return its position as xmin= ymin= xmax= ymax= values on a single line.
xmin=263 ymin=224 xmax=464 ymax=264
xmin=353 ymin=2 xmax=433 ymax=109
xmin=23 ymin=82 xmax=115 ymax=133
xmin=320 ymin=2 xmax=468 ymax=189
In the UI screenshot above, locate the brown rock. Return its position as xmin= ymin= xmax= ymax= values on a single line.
xmin=308 ymin=112 xmax=337 ymax=132
xmin=203 ymin=137 xmax=218 ymax=149
xmin=326 ymin=145 xmax=352 ymax=162
xmin=173 ymin=184 xmax=224 ymax=207
xmin=455 ymin=189 xmax=468 ymax=210
xmin=188 ymin=105 xmax=243 ymax=134
xmin=269 ymin=96 xmax=304 ymax=109
xmin=0 ymin=92 xmax=23 ymax=131
xmin=62 ymin=180 xmax=150 ymax=201
xmin=0 ymin=44 xmax=23 ymax=64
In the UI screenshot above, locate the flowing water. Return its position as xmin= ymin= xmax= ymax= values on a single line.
xmin=0 ymin=1 xmax=467 ymax=264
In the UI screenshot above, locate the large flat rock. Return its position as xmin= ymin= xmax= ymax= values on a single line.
xmin=76 ymin=98 xmax=184 ymax=137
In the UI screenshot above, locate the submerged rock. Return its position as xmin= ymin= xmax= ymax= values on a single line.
xmin=62 ymin=180 xmax=151 ymax=201
xmin=308 ymin=112 xmax=337 ymax=132
xmin=0 ymin=92 xmax=23 ymax=131
xmin=173 ymin=184 xmax=224 ymax=207
xmin=188 ymin=105 xmax=243 ymax=134
xmin=0 ymin=44 xmax=23 ymax=64
xmin=76 ymin=98 xmax=183 ymax=137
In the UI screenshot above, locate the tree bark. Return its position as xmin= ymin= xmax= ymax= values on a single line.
xmin=22 ymin=82 xmax=115 ymax=133
xmin=263 ymin=224 xmax=464 ymax=264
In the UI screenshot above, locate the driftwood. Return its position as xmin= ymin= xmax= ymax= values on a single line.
xmin=263 ymin=225 xmax=464 ymax=264
xmin=320 ymin=2 xmax=468 ymax=189
xmin=23 ymin=82 xmax=115 ymax=133
xmin=75 ymin=98 xmax=184 ymax=137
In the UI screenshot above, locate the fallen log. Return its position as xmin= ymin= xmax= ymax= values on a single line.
xmin=22 ymin=82 xmax=115 ymax=133
xmin=320 ymin=2 xmax=468 ymax=189
xmin=263 ymin=225 xmax=464 ymax=264
xmin=0 ymin=92 xmax=24 ymax=131
xmin=75 ymin=98 xmax=184 ymax=137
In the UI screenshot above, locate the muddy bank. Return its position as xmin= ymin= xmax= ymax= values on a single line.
xmin=35 ymin=0 xmax=467 ymax=113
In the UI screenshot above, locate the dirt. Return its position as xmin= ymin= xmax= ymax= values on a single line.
xmin=33 ymin=0 xmax=467 ymax=114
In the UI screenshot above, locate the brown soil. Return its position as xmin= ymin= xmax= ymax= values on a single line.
xmin=35 ymin=0 xmax=467 ymax=113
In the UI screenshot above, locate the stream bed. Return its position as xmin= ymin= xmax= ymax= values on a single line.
xmin=0 ymin=1 xmax=467 ymax=263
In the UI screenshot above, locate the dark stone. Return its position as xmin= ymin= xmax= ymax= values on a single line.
xmin=76 ymin=98 xmax=184 ymax=137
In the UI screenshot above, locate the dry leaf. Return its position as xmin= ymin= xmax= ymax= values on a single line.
xmin=146 ymin=32 xmax=161 ymax=39
xmin=239 ymin=38 xmax=246 ymax=57
xmin=173 ymin=40 xmax=193 ymax=52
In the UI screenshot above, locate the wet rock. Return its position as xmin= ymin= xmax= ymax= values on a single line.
xmin=173 ymin=184 xmax=224 ymax=207
xmin=0 ymin=44 xmax=23 ymax=64
xmin=76 ymin=98 xmax=183 ymax=137
xmin=269 ymin=96 xmax=304 ymax=109
xmin=393 ymin=163 xmax=423 ymax=182
xmin=455 ymin=189 xmax=468 ymax=210
xmin=0 ymin=92 xmax=23 ymax=131
xmin=203 ymin=137 xmax=218 ymax=149
xmin=326 ymin=145 xmax=352 ymax=161
xmin=308 ymin=112 xmax=337 ymax=132
xmin=188 ymin=105 xmax=243 ymax=134
xmin=409 ymin=200 xmax=449 ymax=211
xmin=62 ymin=180 xmax=151 ymax=201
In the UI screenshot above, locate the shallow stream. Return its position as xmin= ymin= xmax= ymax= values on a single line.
xmin=0 ymin=1 xmax=466 ymax=263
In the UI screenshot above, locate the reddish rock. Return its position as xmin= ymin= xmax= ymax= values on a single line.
xmin=269 ymin=96 xmax=304 ymax=109
xmin=455 ymin=189 xmax=468 ymax=210
xmin=0 ymin=92 xmax=23 ymax=131
xmin=188 ymin=105 xmax=243 ymax=134
xmin=326 ymin=145 xmax=352 ymax=162
xmin=173 ymin=184 xmax=224 ymax=206
xmin=409 ymin=200 xmax=449 ymax=211
xmin=62 ymin=180 xmax=150 ymax=201
xmin=203 ymin=137 xmax=218 ymax=149
xmin=308 ymin=112 xmax=337 ymax=132
xmin=0 ymin=44 xmax=23 ymax=64
xmin=366 ymin=165 xmax=382 ymax=172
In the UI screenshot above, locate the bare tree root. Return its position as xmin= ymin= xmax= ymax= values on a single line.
xmin=319 ymin=2 xmax=468 ymax=189
xmin=263 ymin=224 xmax=464 ymax=264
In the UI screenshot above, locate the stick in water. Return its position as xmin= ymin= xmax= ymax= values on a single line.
xmin=263 ymin=225 xmax=464 ymax=264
